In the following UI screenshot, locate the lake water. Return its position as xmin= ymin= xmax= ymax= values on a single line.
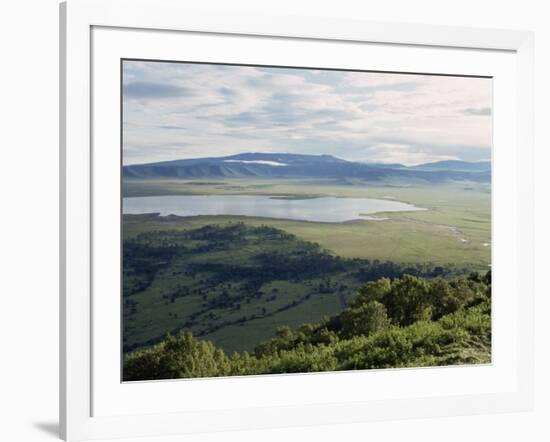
xmin=123 ymin=195 xmax=425 ymax=223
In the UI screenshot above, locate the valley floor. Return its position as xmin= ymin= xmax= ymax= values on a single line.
xmin=123 ymin=178 xmax=491 ymax=267
xmin=122 ymin=178 xmax=490 ymax=356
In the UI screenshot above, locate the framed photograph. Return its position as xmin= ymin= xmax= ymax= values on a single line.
xmin=60 ymin=0 xmax=534 ymax=440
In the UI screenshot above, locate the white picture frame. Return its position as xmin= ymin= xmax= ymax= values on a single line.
xmin=60 ymin=0 xmax=534 ymax=440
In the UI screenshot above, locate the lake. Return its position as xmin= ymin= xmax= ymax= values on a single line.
xmin=123 ymin=194 xmax=425 ymax=223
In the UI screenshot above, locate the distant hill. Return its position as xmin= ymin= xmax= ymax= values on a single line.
xmin=410 ymin=160 xmax=491 ymax=172
xmin=123 ymin=152 xmax=491 ymax=183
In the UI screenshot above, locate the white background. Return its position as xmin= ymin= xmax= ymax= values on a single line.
xmin=0 ymin=0 xmax=547 ymax=441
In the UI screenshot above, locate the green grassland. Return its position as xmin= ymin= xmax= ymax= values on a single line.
xmin=122 ymin=177 xmax=490 ymax=355
xmin=124 ymin=225 xmax=315 ymax=346
xmin=123 ymin=223 xmax=359 ymax=353
xmin=124 ymin=271 xmax=492 ymax=381
xmin=123 ymin=222 xmax=469 ymax=354
xmin=123 ymin=178 xmax=491 ymax=268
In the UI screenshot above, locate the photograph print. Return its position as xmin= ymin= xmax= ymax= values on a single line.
xmin=121 ymin=60 xmax=492 ymax=381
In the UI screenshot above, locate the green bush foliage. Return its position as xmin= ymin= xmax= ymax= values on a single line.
xmin=123 ymin=271 xmax=491 ymax=381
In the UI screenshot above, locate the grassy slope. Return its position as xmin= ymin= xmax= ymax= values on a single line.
xmin=123 ymin=224 xmax=363 ymax=353
xmin=123 ymin=272 xmax=492 ymax=381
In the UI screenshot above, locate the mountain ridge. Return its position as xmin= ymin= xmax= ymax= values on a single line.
xmin=409 ymin=159 xmax=491 ymax=172
xmin=123 ymin=152 xmax=491 ymax=183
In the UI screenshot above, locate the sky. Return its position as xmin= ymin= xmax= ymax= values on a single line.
xmin=122 ymin=61 xmax=492 ymax=166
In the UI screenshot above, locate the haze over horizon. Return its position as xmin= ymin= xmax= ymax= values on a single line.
xmin=123 ymin=61 xmax=492 ymax=167
xmin=127 ymin=151 xmax=491 ymax=167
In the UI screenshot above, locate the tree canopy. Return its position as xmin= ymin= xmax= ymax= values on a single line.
xmin=124 ymin=271 xmax=491 ymax=381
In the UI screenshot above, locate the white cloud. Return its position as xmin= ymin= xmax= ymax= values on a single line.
xmin=122 ymin=62 xmax=492 ymax=165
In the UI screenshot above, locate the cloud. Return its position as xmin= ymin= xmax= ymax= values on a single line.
xmin=122 ymin=61 xmax=492 ymax=165
xmin=360 ymin=138 xmax=491 ymax=165
xmin=123 ymin=81 xmax=194 ymax=99
xmin=462 ymin=107 xmax=492 ymax=116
